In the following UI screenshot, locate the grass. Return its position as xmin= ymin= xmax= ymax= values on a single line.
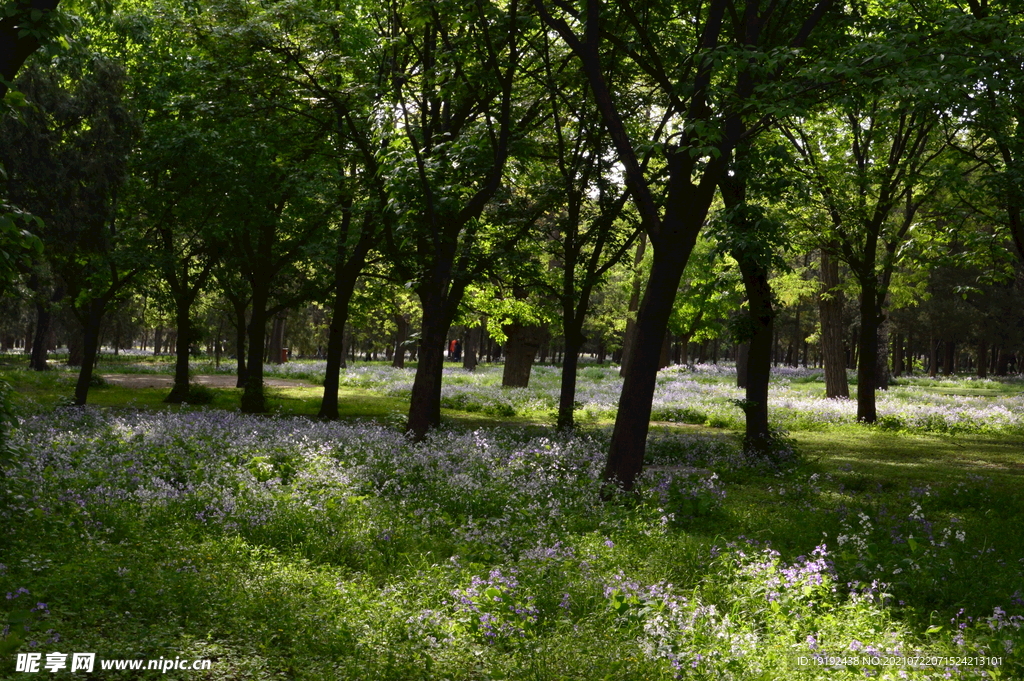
xmin=1 ymin=361 xmax=1023 ymax=679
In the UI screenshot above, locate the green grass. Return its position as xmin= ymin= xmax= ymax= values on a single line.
xmin=3 ymin=365 xmax=1024 ymax=679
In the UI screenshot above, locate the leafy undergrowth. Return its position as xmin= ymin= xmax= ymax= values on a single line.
xmin=2 ymin=409 xmax=1022 ymax=679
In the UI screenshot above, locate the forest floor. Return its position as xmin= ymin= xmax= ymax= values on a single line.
xmin=100 ymin=374 xmax=313 ymax=389
xmin=1 ymin=357 xmax=1023 ymax=679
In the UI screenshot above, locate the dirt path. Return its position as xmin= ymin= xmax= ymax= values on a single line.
xmin=101 ymin=374 xmax=313 ymax=389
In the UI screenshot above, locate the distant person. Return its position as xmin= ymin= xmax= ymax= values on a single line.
xmin=453 ymin=339 xmax=462 ymax=362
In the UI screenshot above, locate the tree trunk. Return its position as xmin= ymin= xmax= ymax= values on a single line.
xmin=557 ymin=323 xmax=585 ymax=430
xmin=165 ymin=301 xmax=193 ymax=403
xmin=893 ymin=332 xmax=905 ymax=377
xmin=502 ymin=322 xmax=546 ymax=388
xmin=318 ymin=214 xmax=371 ymax=419
xmin=619 ymin=233 xmax=647 ymax=377
xmin=658 ymin=331 xmax=672 ymax=369
xmin=268 ymin=311 xmax=286 ymax=364
xmin=408 ymin=298 xmax=448 ymax=437
xmin=66 ymin=322 xmax=84 ymax=367
xmin=462 ymin=323 xmax=478 ymax=371
xmin=319 ymin=301 xmax=354 ymax=419
xmin=152 ymin=326 xmax=163 ymax=356
xmin=856 ymin=280 xmax=882 ymax=423
xmin=605 ymin=244 xmax=695 ymax=490
xmin=929 ymin=338 xmax=938 ymax=377
xmin=995 ymin=346 xmax=1009 ymax=376
xmin=241 ymin=284 xmax=269 ymax=413
xmin=73 ymin=301 xmax=104 ymax=405
xmin=876 ymin=317 xmax=890 ymax=391
xmin=943 ymin=340 xmax=956 ymax=376
xmin=393 ymin=314 xmax=409 ymax=369
xmin=30 ymin=298 xmax=53 ymax=371
xmin=977 ymin=340 xmax=988 ymax=378
xmin=818 ymin=250 xmax=849 ymax=398
xmin=736 ymin=255 xmax=774 ymax=448
xmin=736 ymin=342 xmax=749 ymax=388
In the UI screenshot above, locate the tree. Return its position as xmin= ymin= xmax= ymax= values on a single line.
xmin=188 ymin=2 xmax=342 ymax=413
xmin=535 ymin=0 xmax=836 ymax=489
xmin=783 ymin=97 xmax=957 ymax=422
xmin=530 ymin=31 xmax=639 ymax=427
xmin=370 ymin=0 xmax=541 ymax=438
xmin=1 ymin=53 xmax=142 ymax=399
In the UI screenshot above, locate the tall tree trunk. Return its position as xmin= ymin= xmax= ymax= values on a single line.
xmin=856 ymin=279 xmax=882 ymax=423
xmin=66 ymin=321 xmax=83 ymax=367
xmin=241 ymin=284 xmax=270 ymax=413
xmin=818 ymin=250 xmax=849 ymax=398
xmin=605 ymin=246 xmax=694 ymax=490
xmin=318 ymin=213 xmax=371 ymax=419
xmin=619 ymin=233 xmax=646 ymax=377
xmin=557 ymin=322 xmax=585 ymax=430
xmin=929 ymin=338 xmax=938 ymax=377
xmin=995 ymin=346 xmax=1009 ymax=376
xmin=679 ymin=335 xmax=691 ymax=366
xmin=165 ymin=301 xmax=193 ymax=403
xmin=977 ymin=339 xmax=988 ymax=378
xmin=73 ymin=301 xmax=104 ymax=405
xmin=153 ymin=326 xmax=164 ymax=356
xmin=408 ymin=296 xmax=448 ymax=437
xmin=736 ymin=256 xmax=774 ymax=448
xmin=658 ymin=331 xmax=672 ymax=369
xmin=226 ymin=295 xmax=248 ymax=388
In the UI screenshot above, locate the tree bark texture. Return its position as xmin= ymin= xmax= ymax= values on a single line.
xmin=606 ymin=244 xmax=697 ymax=490
xmin=658 ymin=331 xmax=672 ymax=369
xmin=818 ymin=251 xmax=849 ymax=398
xmin=268 ymin=312 xmax=286 ymax=364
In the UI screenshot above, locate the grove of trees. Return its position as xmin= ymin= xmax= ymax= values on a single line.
xmin=2 ymin=0 xmax=1023 ymax=490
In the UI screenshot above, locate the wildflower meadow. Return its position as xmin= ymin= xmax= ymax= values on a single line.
xmin=1 ymin=359 xmax=1023 ymax=679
